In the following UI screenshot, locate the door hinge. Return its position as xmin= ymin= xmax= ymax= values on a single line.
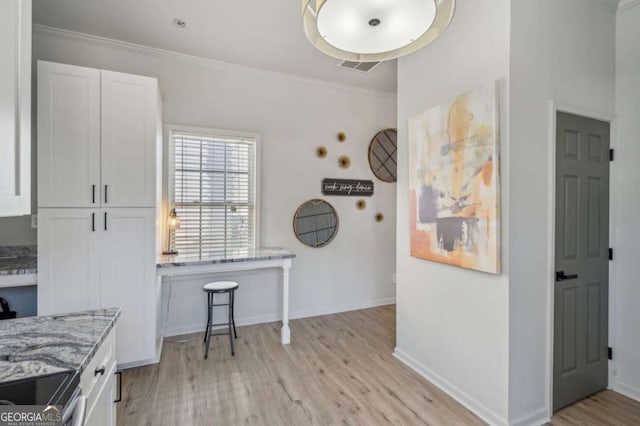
xmin=609 ymin=248 xmax=613 ymax=261
xmin=608 ymin=347 xmax=613 ymax=360
xmin=609 ymin=148 xmax=614 ymax=161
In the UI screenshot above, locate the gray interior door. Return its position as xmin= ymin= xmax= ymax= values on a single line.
xmin=554 ymin=112 xmax=610 ymax=411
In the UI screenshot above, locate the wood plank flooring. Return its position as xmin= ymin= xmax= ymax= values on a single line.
xmin=118 ymin=305 xmax=483 ymax=425
xmin=550 ymin=390 xmax=640 ymax=426
xmin=118 ymin=305 xmax=640 ymax=425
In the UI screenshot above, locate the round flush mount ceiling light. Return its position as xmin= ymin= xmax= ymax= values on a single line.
xmin=302 ymin=0 xmax=455 ymax=62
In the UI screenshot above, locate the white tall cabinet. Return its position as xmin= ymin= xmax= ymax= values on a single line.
xmin=0 ymin=0 xmax=31 ymax=217
xmin=38 ymin=61 xmax=162 ymax=367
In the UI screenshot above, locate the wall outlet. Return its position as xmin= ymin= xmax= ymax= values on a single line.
xmin=392 ymin=273 xmax=397 ymax=285
xmin=31 ymin=214 xmax=38 ymax=228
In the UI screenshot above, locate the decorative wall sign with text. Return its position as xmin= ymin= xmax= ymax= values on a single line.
xmin=322 ymin=179 xmax=374 ymax=197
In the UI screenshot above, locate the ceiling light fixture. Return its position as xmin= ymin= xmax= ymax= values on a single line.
xmin=302 ymin=0 xmax=455 ymax=62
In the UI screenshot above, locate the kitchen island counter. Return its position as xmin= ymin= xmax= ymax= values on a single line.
xmin=0 ymin=307 xmax=121 ymax=383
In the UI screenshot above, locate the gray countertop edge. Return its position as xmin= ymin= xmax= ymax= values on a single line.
xmin=0 ymin=267 xmax=37 ymax=276
xmin=75 ymin=308 xmax=121 ymax=375
xmin=157 ymin=253 xmax=296 ymax=268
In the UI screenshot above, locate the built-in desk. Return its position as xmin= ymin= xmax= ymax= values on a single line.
xmin=157 ymin=248 xmax=296 ymax=344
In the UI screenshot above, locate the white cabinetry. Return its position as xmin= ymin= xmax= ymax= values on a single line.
xmin=81 ymin=328 xmax=118 ymax=426
xmin=0 ymin=0 xmax=31 ymax=217
xmin=38 ymin=208 xmax=157 ymax=364
xmin=101 ymin=71 xmax=158 ymax=207
xmin=37 ymin=209 xmax=101 ymax=314
xmin=38 ymin=62 xmax=160 ymax=208
xmin=100 ymin=208 xmax=156 ymax=363
xmin=37 ymin=61 xmax=162 ymax=367
xmin=37 ymin=62 xmax=101 ymax=207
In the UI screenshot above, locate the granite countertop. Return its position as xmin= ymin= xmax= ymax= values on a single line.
xmin=0 ymin=308 xmax=121 ymax=384
xmin=157 ymin=247 xmax=296 ymax=268
xmin=0 ymin=246 xmax=37 ymax=276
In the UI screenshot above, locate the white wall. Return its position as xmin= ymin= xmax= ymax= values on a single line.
xmin=612 ymin=2 xmax=640 ymax=402
xmin=395 ymin=1 xmax=510 ymax=424
xmin=509 ymin=0 xmax=616 ymax=424
xmin=32 ymin=27 xmax=397 ymax=335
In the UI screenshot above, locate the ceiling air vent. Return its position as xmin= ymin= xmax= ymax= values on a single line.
xmin=338 ymin=60 xmax=382 ymax=73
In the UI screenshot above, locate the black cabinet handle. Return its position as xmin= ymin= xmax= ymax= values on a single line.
xmin=92 ymin=213 xmax=95 ymax=232
xmin=104 ymin=212 xmax=108 ymax=231
xmin=92 ymin=185 xmax=96 ymax=204
xmin=104 ymin=185 xmax=108 ymax=204
xmin=114 ymin=371 xmax=122 ymax=403
xmin=94 ymin=366 xmax=105 ymax=376
xmin=556 ymin=271 xmax=578 ymax=281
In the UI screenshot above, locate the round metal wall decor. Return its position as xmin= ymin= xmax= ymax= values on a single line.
xmin=293 ymin=199 xmax=339 ymax=248
xmin=316 ymin=146 xmax=328 ymax=158
xmin=338 ymin=155 xmax=351 ymax=169
xmin=368 ymin=128 xmax=397 ymax=183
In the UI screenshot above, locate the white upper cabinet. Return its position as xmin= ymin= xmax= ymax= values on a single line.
xmin=37 ymin=62 xmax=160 ymax=208
xmin=101 ymin=71 xmax=159 ymax=207
xmin=38 ymin=62 xmax=101 ymax=207
xmin=0 ymin=0 xmax=31 ymax=217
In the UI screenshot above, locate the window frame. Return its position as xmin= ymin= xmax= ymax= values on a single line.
xmin=166 ymin=124 xmax=261 ymax=254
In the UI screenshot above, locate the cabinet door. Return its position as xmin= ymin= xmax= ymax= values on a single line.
xmin=38 ymin=61 xmax=101 ymax=207
xmin=37 ymin=208 xmax=101 ymax=315
xmin=101 ymin=71 xmax=158 ymax=207
xmin=100 ymin=208 xmax=156 ymax=365
xmin=84 ymin=361 xmax=117 ymax=426
xmin=0 ymin=0 xmax=31 ymax=217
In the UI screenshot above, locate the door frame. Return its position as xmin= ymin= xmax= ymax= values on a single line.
xmin=545 ymin=100 xmax=617 ymax=417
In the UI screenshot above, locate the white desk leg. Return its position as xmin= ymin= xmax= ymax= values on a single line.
xmin=281 ymin=262 xmax=291 ymax=344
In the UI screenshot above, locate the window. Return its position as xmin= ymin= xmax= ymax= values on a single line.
xmin=170 ymin=127 xmax=258 ymax=257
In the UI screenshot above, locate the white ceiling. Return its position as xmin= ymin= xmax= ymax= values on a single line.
xmin=33 ymin=0 xmax=398 ymax=93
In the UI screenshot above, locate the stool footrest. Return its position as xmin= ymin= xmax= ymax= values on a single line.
xmin=209 ymin=322 xmax=233 ymax=327
xmin=209 ymin=332 xmax=232 ymax=337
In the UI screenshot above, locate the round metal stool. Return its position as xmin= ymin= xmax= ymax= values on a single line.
xmin=203 ymin=281 xmax=238 ymax=358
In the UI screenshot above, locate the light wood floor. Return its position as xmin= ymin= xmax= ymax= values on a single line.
xmin=118 ymin=305 xmax=640 ymax=425
xmin=550 ymin=390 xmax=640 ymax=426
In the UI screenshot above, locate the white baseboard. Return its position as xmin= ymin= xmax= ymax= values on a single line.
xmin=510 ymin=408 xmax=550 ymax=426
xmin=155 ymin=336 xmax=164 ymax=363
xmin=163 ymin=297 xmax=395 ymax=337
xmin=393 ymin=347 xmax=508 ymax=426
xmin=290 ymin=297 xmax=396 ymax=321
xmin=118 ymin=357 xmax=158 ymax=370
xmin=614 ymin=381 xmax=640 ymax=402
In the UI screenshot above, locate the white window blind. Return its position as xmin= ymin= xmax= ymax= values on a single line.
xmin=171 ymin=129 xmax=257 ymax=257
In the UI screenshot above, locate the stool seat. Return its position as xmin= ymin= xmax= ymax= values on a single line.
xmin=204 ymin=281 xmax=239 ymax=292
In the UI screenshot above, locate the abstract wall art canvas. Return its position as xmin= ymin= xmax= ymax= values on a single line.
xmin=408 ymin=81 xmax=500 ymax=274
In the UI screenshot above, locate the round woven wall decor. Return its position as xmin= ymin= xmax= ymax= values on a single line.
xmin=293 ymin=199 xmax=339 ymax=248
xmin=368 ymin=128 xmax=397 ymax=183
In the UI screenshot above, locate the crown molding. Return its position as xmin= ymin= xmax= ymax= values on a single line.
xmin=618 ymin=0 xmax=640 ymax=12
xmin=33 ymin=24 xmax=397 ymax=100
